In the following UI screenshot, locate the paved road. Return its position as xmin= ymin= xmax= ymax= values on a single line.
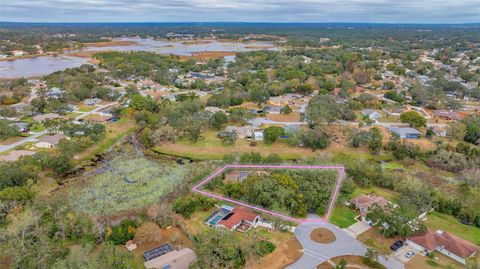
xmin=287 ymin=221 xmax=405 ymax=269
xmin=0 ymin=102 xmax=117 ymax=154
xmin=248 ymin=117 xmax=446 ymax=128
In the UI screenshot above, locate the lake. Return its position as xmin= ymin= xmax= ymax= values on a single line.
xmin=0 ymin=38 xmax=276 ymax=78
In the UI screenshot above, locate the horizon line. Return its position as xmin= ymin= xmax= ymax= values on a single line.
xmin=1 ymin=21 xmax=479 ymax=25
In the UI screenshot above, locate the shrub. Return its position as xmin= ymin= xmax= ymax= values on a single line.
xmin=255 ymin=240 xmax=276 ymax=256
xmin=107 ymin=219 xmax=138 ymax=245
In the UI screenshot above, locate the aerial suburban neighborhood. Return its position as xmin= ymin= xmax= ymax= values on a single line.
xmin=0 ymin=5 xmax=480 ymax=269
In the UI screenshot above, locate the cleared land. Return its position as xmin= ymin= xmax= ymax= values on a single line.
xmin=317 ymin=255 xmax=387 ymax=269
xmin=154 ymin=131 xmax=316 ymax=160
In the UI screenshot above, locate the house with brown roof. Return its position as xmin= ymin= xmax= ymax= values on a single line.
xmin=406 ymin=230 xmax=478 ymax=265
xmin=32 ymin=113 xmax=61 ymax=122
xmin=349 ymin=194 xmax=392 ymax=222
xmin=206 ymin=205 xmax=260 ymax=232
xmin=434 ymin=110 xmax=461 ymax=121
xmin=35 ymin=133 xmax=69 ymax=148
xmin=216 ymin=206 xmax=260 ymax=232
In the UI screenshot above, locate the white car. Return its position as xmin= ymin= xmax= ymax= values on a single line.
xmin=405 ymin=251 xmax=415 ymax=258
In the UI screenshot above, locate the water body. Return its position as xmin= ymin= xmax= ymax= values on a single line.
xmin=0 ymin=38 xmax=276 ymax=78
xmin=0 ymin=55 xmax=89 ymax=78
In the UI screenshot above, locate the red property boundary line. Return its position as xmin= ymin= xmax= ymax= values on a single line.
xmin=192 ymin=164 xmax=345 ymax=223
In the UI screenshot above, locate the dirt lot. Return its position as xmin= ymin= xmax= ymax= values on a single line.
xmin=317 ymin=255 xmax=384 ymax=269
xmin=266 ymin=113 xmax=302 ymax=122
xmin=310 ymin=228 xmax=336 ymax=244
xmin=246 ymin=231 xmax=302 ymax=269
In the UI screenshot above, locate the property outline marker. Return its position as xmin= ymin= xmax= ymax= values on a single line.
xmin=192 ymin=164 xmax=345 ymax=223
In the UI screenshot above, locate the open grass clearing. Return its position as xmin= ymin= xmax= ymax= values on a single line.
xmin=329 ymin=204 xmax=358 ymax=228
xmin=350 ymin=186 xmax=401 ymax=204
xmin=154 ymin=130 xmax=316 ymax=160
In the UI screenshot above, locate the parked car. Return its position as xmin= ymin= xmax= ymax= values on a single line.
xmin=390 ymin=240 xmax=404 ymax=251
xmin=405 ymin=251 xmax=415 ymax=258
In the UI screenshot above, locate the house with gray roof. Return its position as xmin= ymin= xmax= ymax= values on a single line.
xmin=389 ymin=126 xmax=421 ymax=139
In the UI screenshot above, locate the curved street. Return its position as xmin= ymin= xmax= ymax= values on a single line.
xmin=287 ymin=221 xmax=405 ymax=269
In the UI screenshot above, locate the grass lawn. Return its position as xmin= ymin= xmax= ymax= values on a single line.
xmin=154 ymin=130 xmax=316 ymax=161
xmin=350 ymin=186 xmax=401 ymax=204
xmin=75 ymin=117 xmax=137 ymax=160
xmin=329 ymin=205 xmax=358 ymax=228
xmin=426 ymin=211 xmax=480 ymax=244
xmin=77 ymin=104 xmax=96 ymax=112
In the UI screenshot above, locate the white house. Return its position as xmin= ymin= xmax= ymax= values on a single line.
xmin=361 ymin=109 xmax=382 ymax=120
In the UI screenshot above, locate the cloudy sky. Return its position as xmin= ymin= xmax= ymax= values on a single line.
xmin=1 ymin=0 xmax=479 ymax=23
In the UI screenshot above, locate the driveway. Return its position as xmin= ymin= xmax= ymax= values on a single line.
xmin=343 ymin=220 xmax=371 ymax=238
xmin=287 ymin=221 xmax=405 ymax=269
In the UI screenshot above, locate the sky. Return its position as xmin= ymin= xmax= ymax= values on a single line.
xmin=1 ymin=0 xmax=479 ymax=24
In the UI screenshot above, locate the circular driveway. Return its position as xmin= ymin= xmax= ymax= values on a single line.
xmin=286 ymin=221 xmax=405 ymax=269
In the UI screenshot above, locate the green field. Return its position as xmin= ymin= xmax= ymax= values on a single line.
xmin=426 ymin=211 xmax=480 ymax=244
xmin=350 ymin=186 xmax=401 ymax=204
xmin=70 ymin=156 xmax=190 ymax=216
xmin=329 ymin=204 xmax=358 ymax=228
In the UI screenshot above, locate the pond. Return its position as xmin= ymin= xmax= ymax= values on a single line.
xmin=0 ymin=38 xmax=276 ymax=78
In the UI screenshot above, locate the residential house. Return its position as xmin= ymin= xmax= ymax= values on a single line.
xmin=389 ymin=126 xmax=421 ymax=139
xmin=224 ymin=171 xmax=252 ymax=182
xmin=35 ymin=133 xmax=69 ymax=148
xmin=32 ymin=113 xmax=60 ymax=122
xmin=434 ymin=110 xmax=461 ymax=121
xmin=125 ymin=240 xmax=137 ymax=251
xmin=253 ymin=130 xmax=264 ymax=141
xmin=0 ymin=150 xmax=36 ymax=162
xmin=361 ymin=109 xmax=382 ymax=120
xmin=432 ymin=126 xmax=447 ymax=137
xmin=224 ymin=170 xmax=267 ymax=183
xmin=11 ymin=50 xmax=26 ymax=57
xmin=143 ymin=244 xmax=196 ymax=269
xmin=264 ymin=106 xmax=282 ymax=115
xmin=206 ymin=205 xmax=260 ymax=232
xmin=225 ymin=126 xmax=255 ymax=139
xmin=46 ymin=87 xmax=65 ymax=99
xmin=83 ymin=98 xmax=102 ymax=106
xmin=204 ymin=106 xmax=226 ymax=114
xmin=407 ymin=230 xmax=478 ymax=265
xmin=350 ymin=194 xmax=392 ymax=222
xmin=9 ymin=122 xmax=29 ymax=132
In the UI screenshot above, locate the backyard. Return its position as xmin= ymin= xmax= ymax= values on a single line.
xmin=425 ymin=211 xmax=480 ymax=244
